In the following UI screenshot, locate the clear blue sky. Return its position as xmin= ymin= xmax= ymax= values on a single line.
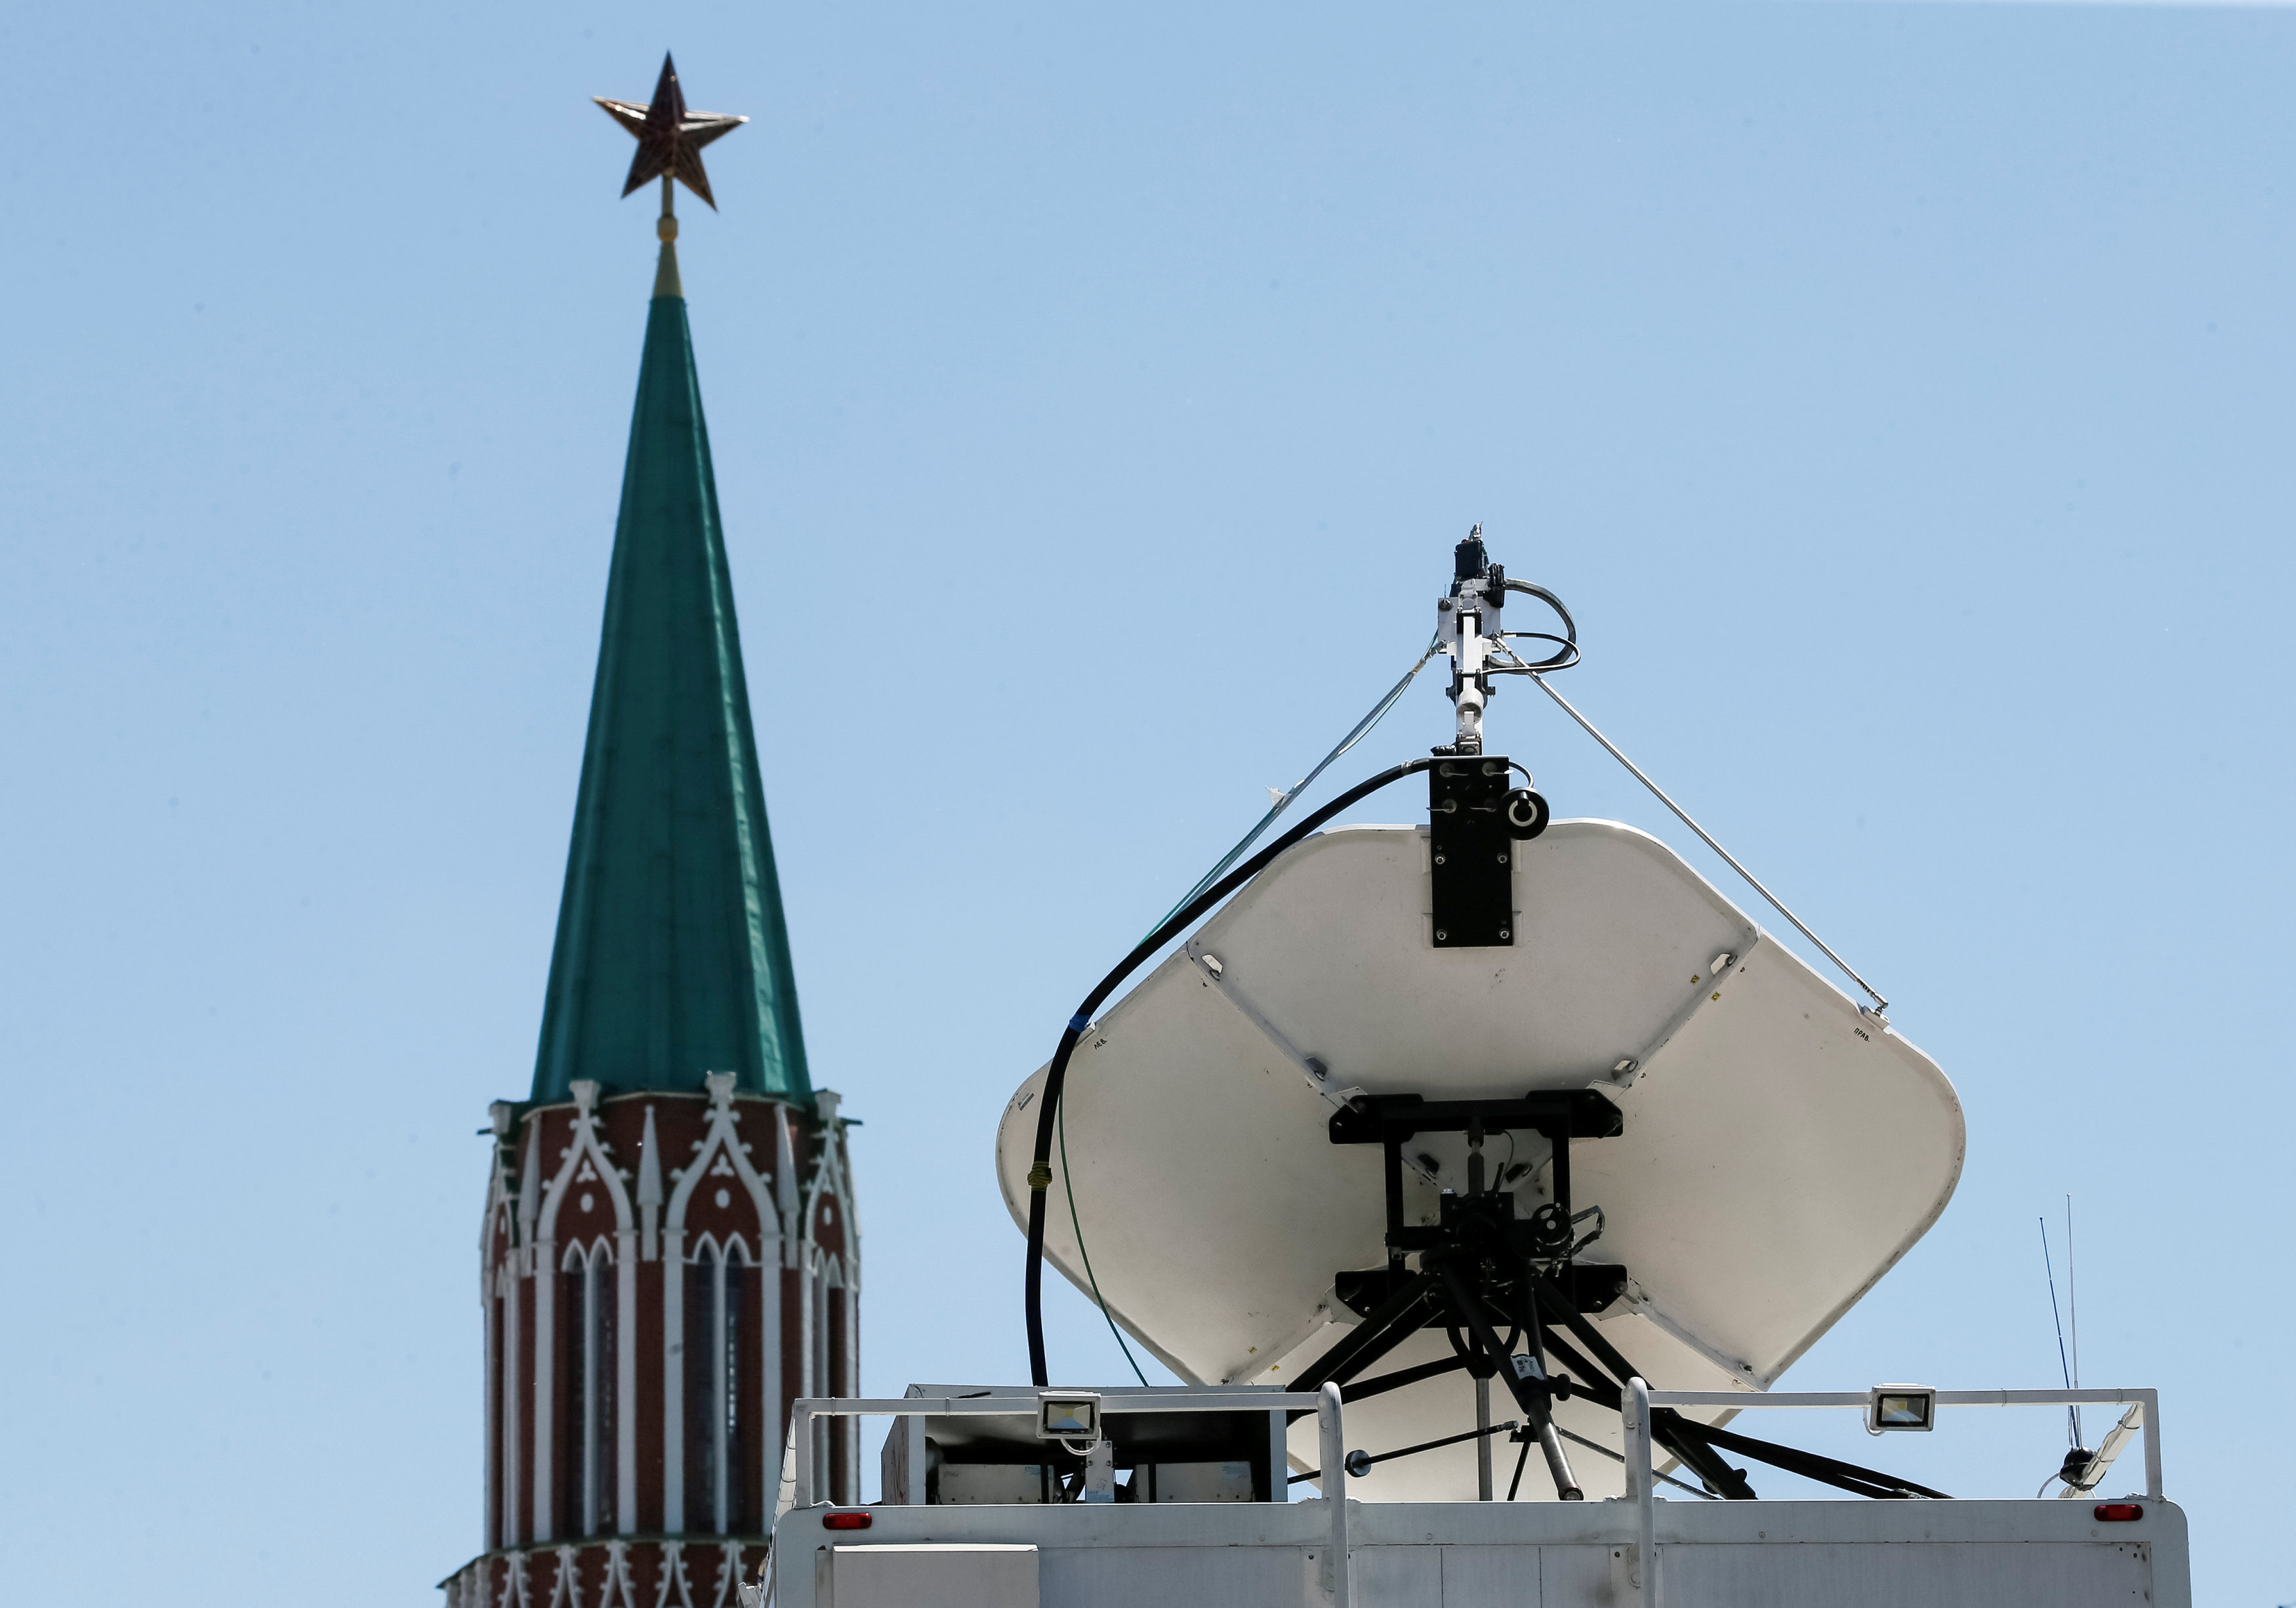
xmin=2 ymin=1 xmax=2289 ymax=1601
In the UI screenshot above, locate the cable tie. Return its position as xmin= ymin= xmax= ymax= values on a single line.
xmin=1067 ymin=1013 xmax=1092 ymax=1035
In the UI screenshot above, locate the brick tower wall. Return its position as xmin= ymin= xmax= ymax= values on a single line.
xmin=441 ymin=1075 xmax=858 ymax=1607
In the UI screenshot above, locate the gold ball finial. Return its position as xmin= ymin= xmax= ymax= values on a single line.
xmin=658 ymin=214 xmax=678 ymax=243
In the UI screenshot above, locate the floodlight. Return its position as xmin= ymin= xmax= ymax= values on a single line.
xmin=1036 ymin=1392 xmax=1101 ymax=1441
xmin=1866 ymin=1385 xmax=1937 ymax=1434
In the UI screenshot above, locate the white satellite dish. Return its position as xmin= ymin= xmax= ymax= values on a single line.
xmin=996 ymin=817 xmax=1963 ymax=1500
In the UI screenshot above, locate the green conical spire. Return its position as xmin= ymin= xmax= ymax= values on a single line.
xmin=531 ymin=254 xmax=811 ymax=1106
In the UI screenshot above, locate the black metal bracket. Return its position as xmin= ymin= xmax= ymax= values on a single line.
xmin=1429 ymin=755 xmax=1517 ymax=947
xmin=1337 ymin=1262 xmax=1628 ymax=1323
xmin=1328 ymin=1089 xmax=1622 ymax=1276
xmin=1296 ymin=1087 xmax=1941 ymax=1504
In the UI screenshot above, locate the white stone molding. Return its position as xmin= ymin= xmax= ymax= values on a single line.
xmin=482 ymin=1134 xmax=516 ymax=1548
xmin=483 ymin=1145 xmax=512 ymax=1296
xmin=773 ymin=1115 xmax=800 ymax=1270
xmin=653 ymin=1540 xmax=696 ymax=1608
xmin=636 ymin=1106 xmax=664 ymax=1263
xmin=548 ymin=1544 xmax=584 ymax=1608
xmin=756 ymin=1150 xmax=783 ymax=1512
xmin=502 ymin=1256 xmax=523 ymax=1548
xmin=538 ymin=1082 xmax=637 ymax=1246
xmin=597 ymin=1541 xmax=636 ymax=1608
xmin=661 ymin=1251 xmax=684 ymax=1536
xmin=708 ymin=1542 xmax=747 ymax=1608
xmin=664 ymin=1074 xmax=779 ymax=1259
xmin=497 ymin=1548 xmax=530 ymax=1608
xmin=616 ymin=1233 xmax=638 ymax=1536
xmin=485 ymin=1256 xmax=502 ymax=1550
xmin=518 ymin=1125 xmax=543 ymax=1277
xmin=518 ymin=1118 xmax=544 ymax=1543
xmin=798 ymin=1103 xmax=856 ymax=1291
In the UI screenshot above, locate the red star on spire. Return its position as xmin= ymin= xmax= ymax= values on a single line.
xmin=594 ymin=54 xmax=747 ymax=210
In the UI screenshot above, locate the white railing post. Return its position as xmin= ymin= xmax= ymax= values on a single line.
xmin=1318 ymin=1382 xmax=1351 ymax=1608
xmin=1622 ymin=1376 xmax=1658 ymax=1607
xmin=792 ymin=1403 xmax=815 ymax=1508
xmin=2139 ymin=1390 xmax=2162 ymax=1501
xmin=906 ymin=1411 xmax=928 ymax=1506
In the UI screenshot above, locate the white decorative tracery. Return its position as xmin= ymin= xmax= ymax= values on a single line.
xmin=596 ymin=1540 xmax=638 ymax=1608
xmin=547 ymin=1544 xmax=584 ymax=1608
xmin=663 ymin=1074 xmax=783 ymax=1533
xmin=535 ymin=1081 xmax=638 ymax=1542
xmin=496 ymin=1548 xmax=530 ymax=1608
xmin=652 ymin=1540 xmax=696 ymax=1608
xmin=707 ymin=1541 xmax=750 ymax=1608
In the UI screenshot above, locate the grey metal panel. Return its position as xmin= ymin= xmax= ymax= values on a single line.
xmin=774 ymin=1495 xmax=2187 ymax=1608
xmin=1437 ymin=1544 xmax=1546 ymax=1607
xmin=828 ymin=1544 xmax=1038 ymax=1608
xmin=1351 ymin=1544 xmax=1443 ymax=1606
xmin=1035 ymin=1544 xmax=1312 ymax=1608
xmin=1537 ymin=1544 xmax=1623 ymax=1608
xmin=1664 ymin=1540 xmax=2152 ymax=1607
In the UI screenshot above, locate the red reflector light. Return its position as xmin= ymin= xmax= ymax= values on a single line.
xmin=2094 ymin=1503 xmax=2143 ymax=1523
xmin=822 ymin=1512 xmax=873 ymax=1531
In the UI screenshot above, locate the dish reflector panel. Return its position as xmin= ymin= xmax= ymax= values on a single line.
xmin=996 ymin=820 xmax=1962 ymax=1499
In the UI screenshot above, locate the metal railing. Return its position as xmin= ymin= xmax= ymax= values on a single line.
xmin=1621 ymin=1384 xmax=2163 ymax=1608
xmin=788 ymin=1386 xmax=1356 ymax=1606
xmin=788 ymin=1380 xmax=2161 ymax=1608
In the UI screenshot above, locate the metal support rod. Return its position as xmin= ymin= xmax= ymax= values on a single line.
xmin=1437 ymin=1264 xmax=1581 ymax=1500
xmin=1527 ymin=670 xmax=1889 ymax=1012
xmin=1340 ymin=1353 xmax=1473 ymax=1404
xmin=1528 ymin=1275 xmax=1754 ymax=1499
xmin=1300 ymin=1417 xmax=1519 ymax=1481
xmin=1296 ymin=1273 xmax=1437 ymax=1392
xmin=1476 ymin=1376 xmax=1494 ymax=1501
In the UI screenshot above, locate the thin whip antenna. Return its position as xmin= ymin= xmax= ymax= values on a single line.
xmin=2040 ymin=1218 xmax=2078 ymax=1448
xmin=1527 ymin=670 xmax=1889 ymax=1012
xmin=2066 ymin=1195 xmax=2083 ymax=1447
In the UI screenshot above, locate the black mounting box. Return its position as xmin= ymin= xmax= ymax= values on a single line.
xmin=1429 ymin=754 xmax=1517 ymax=947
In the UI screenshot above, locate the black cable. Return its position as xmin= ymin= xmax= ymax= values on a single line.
xmin=1025 ymin=756 xmax=1440 ymax=1385
xmin=1341 ymin=1353 xmax=1473 ymax=1404
xmin=1664 ymin=1418 xmax=1952 ymax=1502
xmin=1498 ymin=579 xmax=1578 ymax=670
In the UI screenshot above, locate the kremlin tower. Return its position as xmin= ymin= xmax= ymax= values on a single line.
xmin=443 ymin=58 xmax=859 ymax=1608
